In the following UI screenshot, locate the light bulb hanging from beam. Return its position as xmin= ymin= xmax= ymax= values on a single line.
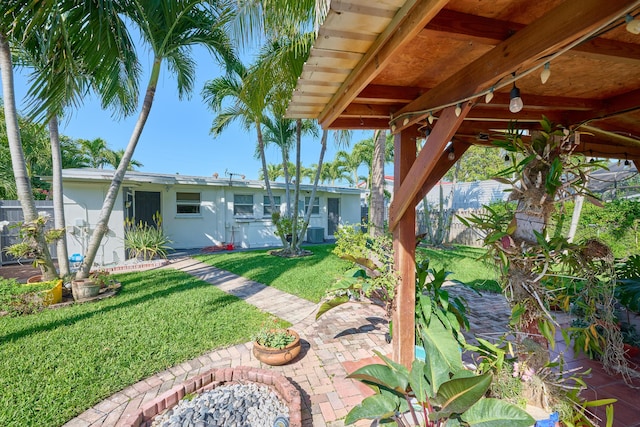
xmin=428 ymin=112 xmax=434 ymax=124
xmin=626 ymin=14 xmax=640 ymax=34
xmin=509 ymin=82 xmax=523 ymax=113
xmin=447 ymin=145 xmax=455 ymax=161
xmin=540 ymin=62 xmax=551 ymax=84
xmin=485 ymin=88 xmax=494 ymax=103
xmin=455 ymin=103 xmax=462 ymax=117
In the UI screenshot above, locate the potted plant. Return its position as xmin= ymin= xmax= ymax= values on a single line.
xmin=71 ymin=277 xmax=101 ymax=301
xmin=620 ymin=322 xmax=640 ymax=358
xmin=252 ymin=319 xmax=302 ymax=366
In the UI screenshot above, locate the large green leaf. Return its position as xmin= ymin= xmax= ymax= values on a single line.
xmin=347 ymin=363 xmax=408 ymax=393
xmin=315 ymin=295 xmax=349 ymax=319
xmin=344 ymin=394 xmax=399 ymax=425
xmin=460 ymin=398 xmax=535 ymax=427
xmin=419 ymin=318 xmax=464 ymax=394
xmin=409 ymin=359 xmax=430 ymax=401
xmin=430 ymin=373 xmax=492 ymax=419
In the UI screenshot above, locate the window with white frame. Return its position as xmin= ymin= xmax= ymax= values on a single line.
xmin=263 ymin=195 xmax=281 ymax=216
xmin=234 ymin=194 xmax=254 ymax=216
xmin=176 ymin=192 xmax=201 ymax=215
xmin=304 ymin=196 xmax=320 ymax=215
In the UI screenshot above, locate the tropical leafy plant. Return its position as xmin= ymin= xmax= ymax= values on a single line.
xmin=415 ymin=258 xmax=473 ymax=346
xmin=345 ymin=322 xmax=535 ymax=426
xmin=615 ymin=254 xmax=640 ymax=313
xmin=316 ymin=226 xmax=396 ymax=319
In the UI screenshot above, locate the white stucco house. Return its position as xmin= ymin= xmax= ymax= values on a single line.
xmin=60 ymin=169 xmax=362 ymax=266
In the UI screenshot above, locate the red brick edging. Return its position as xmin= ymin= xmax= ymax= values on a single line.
xmin=119 ymin=366 xmax=302 ymax=427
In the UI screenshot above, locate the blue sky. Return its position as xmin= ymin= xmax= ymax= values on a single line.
xmin=10 ymin=45 xmax=374 ymax=183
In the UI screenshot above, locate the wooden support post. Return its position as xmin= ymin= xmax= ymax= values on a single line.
xmin=392 ymin=126 xmax=418 ymax=369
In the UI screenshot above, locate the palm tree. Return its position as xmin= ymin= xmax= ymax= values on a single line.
xmin=79 ymin=0 xmax=237 ymax=279
xmin=60 ymin=137 xmax=90 ymax=169
xmin=335 ymin=149 xmax=365 ymax=187
xmin=370 ymin=130 xmax=386 ymax=237
xmin=3 ymin=0 xmax=139 ymax=279
xmin=77 ymin=138 xmax=110 ymax=168
xmin=0 ymin=30 xmax=57 ymax=279
xmin=260 ymin=163 xmax=283 ymax=181
xmin=104 ymin=149 xmax=143 ymax=170
xmin=202 ymin=59 xmax=286 ymax=242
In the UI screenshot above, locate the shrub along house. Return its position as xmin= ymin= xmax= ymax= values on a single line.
xmin=59 ymin=169 xmax=362 ymax=266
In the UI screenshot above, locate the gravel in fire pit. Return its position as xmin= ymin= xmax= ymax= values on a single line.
xmin=151 ymin=382 xmax=289 ymax=427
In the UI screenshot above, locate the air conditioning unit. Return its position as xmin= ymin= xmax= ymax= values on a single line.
xmin=306 ymin=227 xmax=324 ymax=243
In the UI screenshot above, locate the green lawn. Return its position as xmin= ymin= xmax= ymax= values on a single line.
xmin=417 ymin=245 xmax=501 ymax=292
xmin=0 ymin=269 xmax=278 ymax=427
xmin=195 ymin=244 xmax=353 ymax=302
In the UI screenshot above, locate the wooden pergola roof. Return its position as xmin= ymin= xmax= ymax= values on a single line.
xmin=287 ymin=0 xmax=640 ymax=159
xmin=286 ymin=0 xmax=640 ymax=367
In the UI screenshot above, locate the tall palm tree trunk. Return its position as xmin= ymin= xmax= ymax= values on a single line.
xmin=0 ymin=33 xmax=57 ymax=280
xmin=290 ymin=119 xmax=303 ymax=252
xmin=257 ymin=123 xmax=286 ymax=247
xmin=281 ymin=145 xmax=291 ymax=217
xmin=77 ymin=58 xmax=162 ymax=279
xmin=370 ymin=130 xmax=385 ymax=237
xmin=49 ymin=114 xmax=70 ymax=276
xmin=298 ymin=128 xmax=328 ymax=246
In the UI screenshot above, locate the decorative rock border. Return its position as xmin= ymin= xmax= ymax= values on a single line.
xmin=120 ymin=366 xmax=302 ymax=427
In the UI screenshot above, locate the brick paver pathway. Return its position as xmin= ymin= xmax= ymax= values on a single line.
xmin=62 ymin=257 xmax=640 ymax=427
xmin=63 ymin=257 xmax=391 ymax=427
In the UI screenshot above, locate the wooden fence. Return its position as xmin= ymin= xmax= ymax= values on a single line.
xmin=0 ymin=200 xmax=56 ymax=266
xmin=417 ymin=208 xmax=488 ymax=247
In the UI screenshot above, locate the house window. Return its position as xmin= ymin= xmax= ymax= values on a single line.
xmin=263 ymin=195 xmax=281 ymax=216
xmin=305 ymin=196 xmax=320 ymax=215
xmin=176 ymin=192 xmax=201 ymax=215
xmin=234 ymin=194 xmax=254 ymax=216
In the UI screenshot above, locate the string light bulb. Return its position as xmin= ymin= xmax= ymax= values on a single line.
xmin=626 ymin=14 xmax=640 ymax=35
xmin=504 ymin=153 xmax=510 ymax=162
xmin=447 ymin=145 xmax=455 ymax=161
xmin=428 ymin=112 xmax=434 ymax=124
xmin=509 ymin=75 xmax=523 ymax=113
xmin=455 ymin=103 xmax=462 ymax=117
xmin=624 ymin=154 xmax=631 ymax=169
xmin=540 ymin=62 xmax=551 ymax=84
xmin=403 ymin=118 xmax=409 ymax=126
xmin=485 ymin=87 xmax=494 ymax=103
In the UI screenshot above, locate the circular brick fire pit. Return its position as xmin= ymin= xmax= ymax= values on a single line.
xmin=120 ymin=366 xmax=302 ymax=427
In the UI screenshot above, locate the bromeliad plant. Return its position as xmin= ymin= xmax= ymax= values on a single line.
xmin=345 ymin=319 xmax=535 ymax=426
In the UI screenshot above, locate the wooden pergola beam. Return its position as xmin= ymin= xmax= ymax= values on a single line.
xmin=392 ymin=125 xmax=419 ymax=368
xmin=318 ymin=0 xmax=449 ymax=128
xmin=388 ymin=102 xmax=472 ymax=231
xmin=393 ymin=0 xmax=640 ymax=133
xmin=427 ymin=9 xmax=640 ymax=64
xmin=414 ymin=140 xmax=472 ymax=203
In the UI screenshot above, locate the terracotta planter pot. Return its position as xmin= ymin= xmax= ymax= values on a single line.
xmin=253 ymin=329 xmax=302 ymax=366
xmin=26 ymin=275 xmax=43 ymax=284
xmin=71 ymin=279 xmax=100 ymax=301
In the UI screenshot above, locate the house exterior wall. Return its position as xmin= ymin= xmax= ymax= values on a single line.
xmin=63 ymin=181 xmax=125 ymax=266
xmin=61 ymin=172 xmax=362 ymax=266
